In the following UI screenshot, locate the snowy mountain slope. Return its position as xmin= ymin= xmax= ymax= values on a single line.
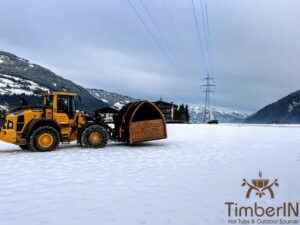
xmin=0 ymin=51 xmax=107 ymax=112
xmin=245 ymin=89 xmax=300 ymax=124
xmin=88 ymin=88 xmax=139 ymax=109
xmin=0 ymin=73 xmax=50 ymax=110
xmin=189 ymin=105 xmax=247 ymax=123
xmin=0 ymin=73 xmax=49 ymax=95
xmin=0 ymin=124 xmax=299 ymax=225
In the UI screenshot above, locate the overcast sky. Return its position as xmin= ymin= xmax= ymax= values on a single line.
xmin=1 ymin=0 xmax=300 ymax=113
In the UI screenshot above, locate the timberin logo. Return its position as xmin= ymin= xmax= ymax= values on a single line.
xmin=225 ymin=171 xmax=299 ymax=225
xmin=242 ymin=171 xmax=279 ymax=198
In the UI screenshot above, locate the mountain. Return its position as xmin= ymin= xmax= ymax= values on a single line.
xmin=0 ymin=51 xmax=107 ymax=112
xmin=244 ymin=90 xmax=300 ymax=124
xmin=88 ymin=89 xmax=139 ymax=110
xmin=88 ymin=90 xmax=248 ymax=123
xmin=189 ymin=105 xmax=247 ymax=123
xmin=0 ymin=51 xmax=250 ymax=121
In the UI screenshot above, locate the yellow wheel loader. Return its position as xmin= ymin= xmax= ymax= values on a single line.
xmin=0 ymin=92 xmax=167 ymax=152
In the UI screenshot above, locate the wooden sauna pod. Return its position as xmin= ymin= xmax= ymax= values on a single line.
xmin=114 ymin=101 xmax=167 ymax=144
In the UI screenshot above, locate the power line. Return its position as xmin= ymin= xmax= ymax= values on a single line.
xmin=199 ymin=0 xmax=213 ymax=75
xmin=204 ymin=0 xmax=212 ymax=56
xmin=200 ymin=0 xmax=214 ymax=73
xmin=192 ymin=0 xmax=217 ymax=122
xmin=201 ymin=0 xmax=217 ymax=117
xmin=161 ymin=0 xmax=197 ymax=74
xmin=191 ymin=0 xmax=209 ymax=74
xmin=127 ymin=0 xmax=181 ymax=76
xmin=140 ymin=0 xmax=196 ymax=84
xmin=139 ymin=0 xmax=181 ymax=71
xmin=199 ymin=0 xmax=209 ymax=55
xmin=139 ymin=0 xmax=172 ymax=56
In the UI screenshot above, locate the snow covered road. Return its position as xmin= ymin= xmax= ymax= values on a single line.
xmin=0 ymin=124 xmax=299 ymax=225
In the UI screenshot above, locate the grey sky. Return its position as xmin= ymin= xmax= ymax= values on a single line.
xmin=1 ymin=0 xmax=300 ymax=113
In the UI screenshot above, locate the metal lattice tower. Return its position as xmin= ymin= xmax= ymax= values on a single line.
xmin=201 ymin=74 xmax=216 ymax=123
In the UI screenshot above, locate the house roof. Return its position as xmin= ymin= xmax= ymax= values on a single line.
xmin=95 ymin=106 xmax=119 ymax=114
xmin=153 ymin=100 xmax=178 ymax=107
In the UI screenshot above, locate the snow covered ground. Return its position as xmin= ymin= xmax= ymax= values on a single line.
xmin=0 ymin=124 xmax=300 ymax=225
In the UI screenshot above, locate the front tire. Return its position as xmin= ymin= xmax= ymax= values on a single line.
xmin=81 ymin=125 xmax=108 ymax=148
xmin=29 ymin=126 xmax=60 ymax=152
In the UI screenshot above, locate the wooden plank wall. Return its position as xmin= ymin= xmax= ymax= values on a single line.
xmin=129 ymin=119 xmax=167 ymax=144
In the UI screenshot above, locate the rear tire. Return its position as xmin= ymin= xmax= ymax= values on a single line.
xmin=81 ymin=125 xmax=108 ymax=148
xmin=29 ymin=126 xmax=60 ymax=152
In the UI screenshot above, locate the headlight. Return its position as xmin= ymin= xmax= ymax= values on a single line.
xmin=7 ymin=121 xmax=13 ymax=129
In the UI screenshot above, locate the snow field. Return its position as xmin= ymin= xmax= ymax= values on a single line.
xmin=0 ymin=124 xmax=299 ymax=225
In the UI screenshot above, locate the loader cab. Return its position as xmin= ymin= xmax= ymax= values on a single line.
xmin=43 ymin=92 xmax=77 ymax=120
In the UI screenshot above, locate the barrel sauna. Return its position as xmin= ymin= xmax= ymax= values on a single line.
xmin=114 ymin=101 xmax=167 ymax=144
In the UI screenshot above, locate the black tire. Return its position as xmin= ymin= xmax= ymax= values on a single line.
xmin=19 ymin=145 xmax=29 ymax=150
xmin=28 ymin=126 xmax=60 ymax=152
xmin=81 ymin=125 xmax=108 ymax=148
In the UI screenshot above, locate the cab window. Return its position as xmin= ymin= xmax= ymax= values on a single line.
xmin=57 ymin=95 xmax=75 ymax=118
xmin=45 ymin=95 xmax=54 ymax=108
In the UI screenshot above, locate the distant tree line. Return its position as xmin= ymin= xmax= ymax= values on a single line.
xmin=173 ymin=104 xmax=190 ymax=123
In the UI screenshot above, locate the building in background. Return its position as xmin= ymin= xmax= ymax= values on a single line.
xmin=95 ymin=107 xmax=119 ymax=123
xmin=153 ymin=98 xmax=177 ymax=122
xmin=153 ymin=98 xmax=189 ymax=123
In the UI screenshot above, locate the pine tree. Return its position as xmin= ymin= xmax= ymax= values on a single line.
xmin=185 ymin=104 xmax=190 ymax=122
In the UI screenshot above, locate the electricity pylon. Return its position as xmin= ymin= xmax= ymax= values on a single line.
xmin=201 ymin=74 xmax=216 ymax=123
